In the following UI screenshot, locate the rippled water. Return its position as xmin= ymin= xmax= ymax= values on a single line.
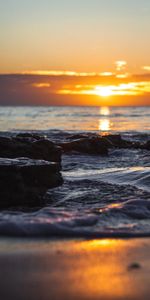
xmin=0 ymin=106 xmax=150 ymax=238
xmin=0 ymin=106 xmax=150 ymax=133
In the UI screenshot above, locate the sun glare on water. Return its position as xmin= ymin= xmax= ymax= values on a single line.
xmin=99 ymin=106 xmax=111 ymax=132
xmin=99 ymin=119 xmax=110 ymax=131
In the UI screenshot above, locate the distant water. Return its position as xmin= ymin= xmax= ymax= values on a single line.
xmin=0 ymin=106 xmax=150 ymax=238
xmin=0 ymin=106 xmax=150 ymax=133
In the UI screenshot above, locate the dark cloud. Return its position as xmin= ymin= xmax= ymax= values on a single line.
xmin=0 ymin=73 xmax=150 ymax=106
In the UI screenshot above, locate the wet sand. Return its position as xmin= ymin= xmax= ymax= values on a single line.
xmin=0 ymin=238 xmax=150 ymax=300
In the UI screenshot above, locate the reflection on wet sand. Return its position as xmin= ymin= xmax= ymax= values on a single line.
xmin=0 ymin=238 xmax=150 ymax=300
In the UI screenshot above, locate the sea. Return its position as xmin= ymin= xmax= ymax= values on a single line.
xmin=0 ymin=105 xmax=150 ymax=238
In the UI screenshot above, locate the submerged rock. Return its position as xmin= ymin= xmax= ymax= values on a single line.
xmin=61 ymin=134 xmax=142 ymax=154
xmin=0 ymin=135 xmax=62 ymax=163
xmin=66 ymin=134 xmax=89 ymax=140
xmin=101 ymin=134 xmax=140 ymax=149
xmin=0 ymin=158 xmax=63 ymax=208
xmin=16 ymin=132 xmax=45 ymax=140
xmin=59 ymin=137 xmax=108 ymax=155
xmin=143 ymin=140 xmax=150 ymax=150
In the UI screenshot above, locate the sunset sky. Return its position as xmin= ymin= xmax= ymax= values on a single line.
xmin=0 ymin=0 xmax=150 ymax=106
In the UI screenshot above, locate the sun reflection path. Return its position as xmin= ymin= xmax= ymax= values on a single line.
xmin=100 ymin=106 xmax=110 ymax=116
xmin=99 ymin=119 xmax=110 ymax=131
xmin=99 ymin=107 xmax=112 ymax=132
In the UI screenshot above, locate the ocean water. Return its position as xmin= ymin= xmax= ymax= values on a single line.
xmin=0 ymin=106 xmax=150 ymax=132
xmin=0 ymin=106 xmax=150 ymax=238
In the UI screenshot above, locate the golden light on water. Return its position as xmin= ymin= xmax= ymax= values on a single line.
xmin=89 ymin=239 xmax=117 ymax=247
xmin=99 ymin=203 xmax=123 ymax=213
xmin=5 ymin=238 xmax=149 ymax=300
xmin=99 ymin=119 xmax=110 ymax=131
xmin=100 ymin=106 xmax=110 ymax=116
xmin=50 ymin=239 xmax=143 ymax=300
xmin=99 ymin=106 xmax=112 ymax=132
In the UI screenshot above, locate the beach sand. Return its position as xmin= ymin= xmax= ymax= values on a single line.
xmin=0 ymin=238 xmax=150 ymax=300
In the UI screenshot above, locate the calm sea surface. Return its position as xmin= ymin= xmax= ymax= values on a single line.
xmin=0 ymin=106 xmax=150 ymax=238
xmin=0 ymin=106 xmax=150 ymax=133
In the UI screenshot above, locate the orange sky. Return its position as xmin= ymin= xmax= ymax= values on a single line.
xmin=0 ymin=70 xmax=150 ymax=106
xmin=0 ymin=0 xmax=150 ymax=105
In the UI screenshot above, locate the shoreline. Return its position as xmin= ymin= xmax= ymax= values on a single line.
xmin=0 ymin=237 xmax=150 ymax=299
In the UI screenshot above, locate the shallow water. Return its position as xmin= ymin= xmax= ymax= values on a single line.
xmin=0 ymin=106 xmax=150 ymax=237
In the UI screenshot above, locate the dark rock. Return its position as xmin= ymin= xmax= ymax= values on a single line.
xmin=0 ymin=158 xmax=63 ymax=208
xmin=16 ymin=133 xmax=45 ymax=140
xmin=0 ymin=136 xmax=62 ymax=163
xmin=62 ymin=134 xmax=142 ymax=154
xmin=143 ymin=140 xmax=150 ymax=150
xmin=100 ymin=134 xmax=139 ymax=149
xmin=101 ymin=135 xmax=123 ymax=147
xmin=59 ymin=134 xmax=141 ymax=155
xmin=59 ymin=137 xmax=108 ymax=155
xmin=67 ymin=134 xmax=89 ymax=140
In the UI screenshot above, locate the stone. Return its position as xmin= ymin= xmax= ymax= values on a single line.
xmin=143 ymin=141 xmax=150 ymax=150
xmin=0 ymin=158 xmax=63 ymax=208
xmin=0 ymin=135 xmax=62 ymax=163
xmin=66 ymin=134 xmax=89 ymax=140
xmin=100 ymin=134 xmax=140 ymax=149
xmin=59 ymin=137 xmax=108 ymax=155
xmin=16 ymin=132 xmax=45 ymax=140
xmin=61 ymin=134 xmax=141 ymax=154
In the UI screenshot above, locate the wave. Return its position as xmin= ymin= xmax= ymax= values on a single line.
xmin=0 ymin=205 xmax=150 ymax=238
xmin=0 ymin=128 xmax=149 ymax=238
xmin=64 ymin=166 xmax=150 ymax=192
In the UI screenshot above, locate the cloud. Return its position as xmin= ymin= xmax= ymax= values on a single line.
xmin=115 ymin=61 xmax=127 ymax=72
xmin=32 ymin=83 xmax=51 ymax=88
xmin=142 ymin=66 xmax=150 ymax=72
xmin=58 ymin=81 xmax=150 ymax=97
xmin=22 ymin=70 xmax=99 ymax=77
xmin=0 ymin=72 xmax=150 ymax=106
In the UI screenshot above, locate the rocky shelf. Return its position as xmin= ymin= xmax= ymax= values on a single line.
xmin=0 ymin=158 xmax=63 ymax=208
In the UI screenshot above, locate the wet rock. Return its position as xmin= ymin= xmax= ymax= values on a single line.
xmin=62 ymin=134 xmax=141 ymax=154
xmin=101 ymin=135 xmax=124 ymax=147
xmin=67 ymin=134 xmax=89 ymax=140
xmin=143 ymin=140 xmax=150 ymax=150
xmin=59 ymin=134 xmax=141 ymax=155
xmin=0 ymin=158 xmax=63 ymax=208
xmin=101 ymin=134 xmax=140 ymax=149
xmin=0 ymin=135 xmax=62 ymax=163
xmin=59 ymin=137 xmax=108 ymax=155
xmin=16 ymin=132 xmax=45 ymax=140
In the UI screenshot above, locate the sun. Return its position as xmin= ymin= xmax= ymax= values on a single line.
xmin=95 ymin=86 xmax=113 ymax=97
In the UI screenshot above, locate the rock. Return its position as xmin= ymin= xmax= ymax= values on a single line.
xmin=59 ymin=134 xmax=140 ymax=155
xmin=59 ymin=137 xmax=108 ymax=155
xmin=67 ymin=134 xmax=89 ymax=140
xmin=0 ymin=135 xmax=62 ymax=163
xmin=0 ymin=158 xmax=63 ymax=208
xmin=101 ymin=134 xmax=140 ymax=149
xmin=16 ymin=132 xmax=45 ymax=140
xmin=143 ymin=141 xmax=150 ymax=150
xmin=101 ymin=135 xmax=123 ymax=147
xmin=61 ymin=134 xmax=141 ymax=155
